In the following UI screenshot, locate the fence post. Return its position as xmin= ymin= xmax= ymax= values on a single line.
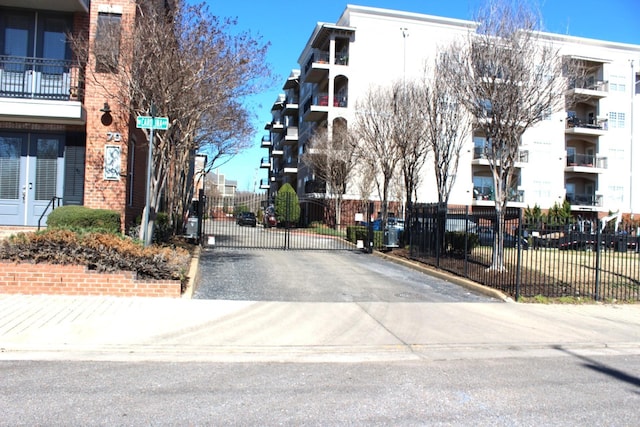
xmin=367 ymin=202 xmax=374 ymax=254
xmin=594 ymin=224 xmax=601 ymax=300
xmin=515 ymin=208 xmax=523 ymax=301
xmin=284 ymin=192 xmax=291 ymax=250
xmin=464 ymin=205 xmax=469 ymax=278
xmin=197 ymin=188 xmax=205 ymax=245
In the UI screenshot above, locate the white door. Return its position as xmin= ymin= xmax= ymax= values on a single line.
xmin=0 ymin=133 xmax=63 ymax=226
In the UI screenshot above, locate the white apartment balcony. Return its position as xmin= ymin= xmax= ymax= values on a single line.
xmin=259 ymin=179 xmax=270 ymax=190
xmin=270 ymin=121 xmax=284 ymax=133
xmin=0 ymin=56 xmax=85 ymax=124
xmin=564 ymin=154 xmax=607 ymax=174
xmin=471 ymin=146 xmax=529 ymax=168
xmin=271 ymin=148 xmax=284 ymax=157
xmin=283 ymin=126 xmax=299 ymax=145
xmin=565 ymin=80 xmax=608 ymax=100
xmin=0 ymin=0 xmax=89 ymax=11
xmin=261 ymin=135 xmax=271 ymax=148
xmin=566 ymin=193 xmax=604 ymax=211
xmin=302 ymin=94 xmax=329 ymax=122
xmin=303 ymin=52 xmax=330 ymax=83
xmin=283 ymin=164 xmax=298 ymax=175
xmin=472 ymin=187 xmax=525 ymax=207
xmin=283 ymin=101 xmax=299 ymax=116
xmin=565 ymin=114 xmax=607 ymax=136
xmin=260 ymin=157 xmax=271 ymax=169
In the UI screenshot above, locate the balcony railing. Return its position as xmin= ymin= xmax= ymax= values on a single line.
xmin=473 ymin=147 xmax=529 ymax=163
xmin=566 ymin=193 xmax=603 ymax=207
xmin=566 ymin=114 xmax=607 ymax=131
xmin=566 ymin=153 xmax=608 ymax=169
xmin=473 ymin=187 xmax=524 ymax=203
xmin=0 ymin=56 xmax=82 ymax=101
xmin=568 ymin=79 xmax=608 ymax=93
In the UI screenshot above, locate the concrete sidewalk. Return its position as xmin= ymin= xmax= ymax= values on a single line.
xmin=1 ymin=294 xmax=639 ymax=362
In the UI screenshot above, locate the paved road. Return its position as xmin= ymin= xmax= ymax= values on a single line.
xmin=193 ymin=248 xmax=496 ymax=302
xmin=2 ymin=355 xmax=640 ymax=426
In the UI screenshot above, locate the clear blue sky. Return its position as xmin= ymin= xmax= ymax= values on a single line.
xmin=198 ymin=0 xmax=640 ymax=191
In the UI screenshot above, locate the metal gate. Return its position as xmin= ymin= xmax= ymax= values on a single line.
xmin=200 ymin=192 xmax=367 ymax=251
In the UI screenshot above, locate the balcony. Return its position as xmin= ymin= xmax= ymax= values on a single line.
xmin=283 ymin=162 xmax=298 ymax=174
xmin=260 ymin=157 xmax=271 ymax=169
xmin=0 ymin=0 xmax=89 ymax=11
xmin=565 ymin=114 xmax=607 ymax=136
xmin=270 ymin=121 xmax=284 ymax=133
xmin=0 ymin=56 xmax=85 ymax=124
xmin=565 ymin=79 xmax=608 ymax=100
xmin=303 ymin=52 xmax=330 ymax=83
xmin=259 ymin=179 xmax=270 ymax=190
xmin=261 ymin=135 xmax=271 ymax=148
xmin=283 ymin=126 xmax=298 ymax=145
xmin=473 ymin=186 xmax=524 ymax=206
xmin=302 ymin=95 xmax=329 ymax=122
xmin=565 ymin=154 xmax=607 ymax=173
xmin=566 ymin=193 xmax=603 ymax=210
xmin=472 ymin=146 xmax=529 ymax=167
xmin=271 ymin=148 xmax=284 ymax=157
xmin=283 ymin=101 xmax=299 ymax=116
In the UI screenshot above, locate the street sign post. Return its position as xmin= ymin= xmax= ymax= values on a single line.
xmin=136 ymin=116 xmax=168 ymax=130
xmin=136 ymin=113 xmax=168 ymax=246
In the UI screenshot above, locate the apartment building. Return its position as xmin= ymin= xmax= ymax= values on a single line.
xmin=0 ymin=0 xmax=147 ymax=229
xmin=262 ymin=5 xmax=640 ymax=221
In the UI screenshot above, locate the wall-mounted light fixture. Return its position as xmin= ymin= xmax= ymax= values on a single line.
xmin=100 ymin=102 xmax=113 ymax=126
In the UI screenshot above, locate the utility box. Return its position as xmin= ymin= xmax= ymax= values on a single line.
xmin=184 ymin=216 xmax=200 ymax=242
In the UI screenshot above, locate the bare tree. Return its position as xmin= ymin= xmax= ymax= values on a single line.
xmin=391 ymin=79 xmax=430 ymax=216
xmin=447 ymin=0 xmax=566 ymax=270
xmin=71 ymin=0 xmax=271 ymax=242
xmin=422 ymin=55 xmax=471 ymax=205
xmin=301 ymin=120 xmax=359 ymax=228
xmin=354 ymin=85 xmax=403 ymax=228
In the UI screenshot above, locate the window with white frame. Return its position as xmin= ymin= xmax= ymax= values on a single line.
xmin=607 ymin=185 xmax=624 ymax=205
xmin=609 ymin=74 xmax=627 ymax=92
xmin=609 ymin=112 xmax=626 ymax=128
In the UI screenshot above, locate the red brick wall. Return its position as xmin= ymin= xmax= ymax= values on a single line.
xmin=0 ymin=262 xmax=180 ymax=298
xmin=84 ymin=1 xmax=139 ymax=229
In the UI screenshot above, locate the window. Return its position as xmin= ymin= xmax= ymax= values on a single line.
xmin=609 ymin=112 xmax=626 ymax=129
xmin=609 ymin=74 xmax=626 ymax=92
xmin=95 ymin=12 xmax=122 ymax=72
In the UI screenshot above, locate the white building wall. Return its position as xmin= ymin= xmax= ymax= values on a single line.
xmin=292 ymin=5 xmax=640 ymax=216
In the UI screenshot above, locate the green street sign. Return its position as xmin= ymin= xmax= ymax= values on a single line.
xmin=136 ymin=116 xmax=169 ymax=130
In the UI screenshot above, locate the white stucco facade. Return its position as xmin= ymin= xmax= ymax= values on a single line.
xmin=263 ymin=5 xmax=640 ymax=219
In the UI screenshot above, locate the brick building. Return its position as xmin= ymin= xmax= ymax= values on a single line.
xmin=0 ymin=0 xmax=147 ymax=229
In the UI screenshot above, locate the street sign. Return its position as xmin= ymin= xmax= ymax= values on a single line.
xmin=136 ymin=116 xmax=169 ymax=130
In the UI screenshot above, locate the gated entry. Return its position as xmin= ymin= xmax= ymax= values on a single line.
xmin=201 ymin=192 xmax=367 ymax=251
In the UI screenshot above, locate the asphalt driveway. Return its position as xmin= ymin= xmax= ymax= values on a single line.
xmin=193 ymin=248 xmax=497 ymax=303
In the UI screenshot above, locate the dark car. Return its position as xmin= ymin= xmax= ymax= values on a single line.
xmin=263 ymin=206 xmax=277 ymax=228
xmin=478 ymin=226 xmax=528 ymax=249
xmin=236 ymin=212 xmax=257 ymax=227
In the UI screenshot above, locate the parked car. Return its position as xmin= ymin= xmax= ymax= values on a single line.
xmin=478 ymin=226 xmax=528 ymax=249
xmin=236 ymin=211 xmax=257 ymax=227
xmin=263 ymin=206 xmax=277 ymax=228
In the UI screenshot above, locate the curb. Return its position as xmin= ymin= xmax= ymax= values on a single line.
xmin=374 ymin=250 xmax=512 ymax=302
xmin=181 ymin=245 xmax=201 ymax=299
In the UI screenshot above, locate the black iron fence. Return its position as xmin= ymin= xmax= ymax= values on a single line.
xmin=408 ymin=204 xmax=640 ymax=301
xmin=199 ymin=193 xmax=375 ymax=251
xmin=0 ymin=56 xmax=82 ymax=101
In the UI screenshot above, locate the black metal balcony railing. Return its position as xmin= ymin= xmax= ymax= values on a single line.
xmin=473 ymin=186 xmax=524 ymax=203
xmin=567 ymin=153 xmax=593 ymax=166
xmin=473 ymin=146 xmax=529 ymax=163
xmin=566 ymin=193 xmax=603 ymax=207
xmin=0 ymin=56 xmax=82 ymax=101
xmin=566 ymin=114 xmax=606 ymax=130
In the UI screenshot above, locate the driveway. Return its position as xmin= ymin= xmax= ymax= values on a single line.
xmin=193 ymin=248 xmax=497 ymax=303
